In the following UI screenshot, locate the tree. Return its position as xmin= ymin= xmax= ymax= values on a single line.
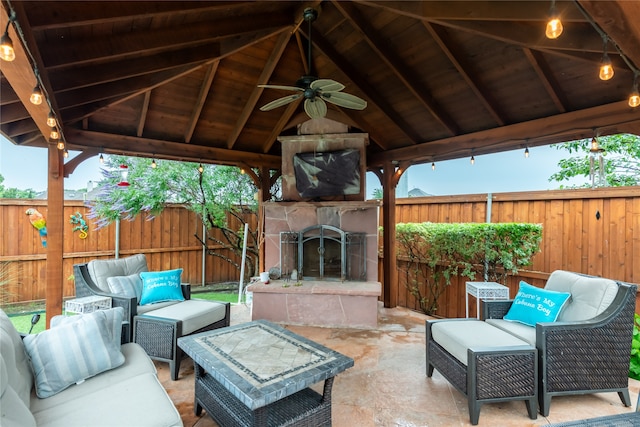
xmin=549 ymin=134 xmax=640 ymax=188
xmin=0 ymin=174 xmax=38 ymax=198
xmin=88 ymin=156 xmax=267 ymax=279
xmin=371 ymin=188 xmax=383 ymax=199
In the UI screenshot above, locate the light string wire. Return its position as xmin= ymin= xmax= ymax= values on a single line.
xmin=4 ymin=0 xmax=67 ymax=151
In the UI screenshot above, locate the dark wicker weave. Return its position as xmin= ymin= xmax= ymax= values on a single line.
xmin=482 ymin=278 xmax=637 ymax=417
xmin=194 ymin=364 xmax=332 ymax=427
xmin=133 ymin=304 xmax=231 ymax=381
xmin=425 ymin=319 xmax=538 ymax=425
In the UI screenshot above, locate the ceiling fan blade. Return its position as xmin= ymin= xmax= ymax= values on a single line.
xmin=260 ymin=93 xmax=302 ymax=111
xmin=304 ymin=98 xmax=327 ymax=119
xmin=321 ymin=91 xmax=367 ymax=110
xmin=258 ymin=84 xmax=304 ymax=92
xmin=310 ymin=79 xmax=344 ymax=92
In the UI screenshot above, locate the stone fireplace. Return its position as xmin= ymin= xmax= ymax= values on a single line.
xmin=248 ymin=119 xmax=382 ymax=328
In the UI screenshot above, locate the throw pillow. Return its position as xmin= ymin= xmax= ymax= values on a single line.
xmin=50 ymin=307 xmax=124 ymax=348
xmin=139 ymin=269 xmax=185 ymax=305
xmin=23 ymin=310 xmax=125 ymax=398
xmin=504 ymin=281 xmax=570 ymax=327
xmin=106 ymin=274 xmax=144 ymax=304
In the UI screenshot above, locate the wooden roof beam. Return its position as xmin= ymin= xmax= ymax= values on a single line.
xmin=333 ymin=1 xmax=459 ymax=136
xmin=185 ymin=61 xmax=218 ymax=143
xmin=308 ymin=30 xmax=422 ymax=144
xmin=522 ymin=48 xmax=567 ymax=113
xmin=136 ymin=91 xmax=151 ymax=138
xmin=424 ymin=22 xmax=506 ymax=127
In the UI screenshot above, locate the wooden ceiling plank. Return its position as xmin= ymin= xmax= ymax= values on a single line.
xmin=425 ymin=22 xmax=506 ymax=127
xmin=40 ymin=13 xmax=291 ymax=69
xmin=65 ymin=128 xmax=281 ymax=169
xmin=227 ymin=30 xmax=292 ymax=149
xmin=369 ymin=101 xmax=640 ymax=166
xmin=262 ymin=99 xmax=303 ymax=153
xmin=27 ymin=2 xmax=246 ymax=30
xmin=308 ymin=30 xmax=422 ymax=144
xmin=185 ymin=61 xmax=219 ymax=143
xmin=334 ymin=1 xmax=459 ymax=136
xmin=136 ymin=91 xmax=151 ymax=138
xmin=522 ymin=48 xmax=567 ymax=113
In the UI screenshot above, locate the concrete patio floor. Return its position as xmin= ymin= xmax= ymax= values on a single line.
xmin=157 ymin=303 xmax=640 ymax=427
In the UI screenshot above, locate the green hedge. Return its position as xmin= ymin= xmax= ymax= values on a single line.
xmin=395 ymin=222 xmax=542 ymax=315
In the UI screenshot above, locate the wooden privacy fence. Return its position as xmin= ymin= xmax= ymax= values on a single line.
xmin=0 ymin=199 xmax=255 ymax=304
xmin=382 ymin=186 xmax=640 ymax=318
xmin=2 ymin=186 xmax=639 ymax=317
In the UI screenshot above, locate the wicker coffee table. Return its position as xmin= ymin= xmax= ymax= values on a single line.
xmin=177 ymin=319 xmax=354 ymax=427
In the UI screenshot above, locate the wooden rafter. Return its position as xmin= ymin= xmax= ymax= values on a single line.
xmin=522 ymin=48 xmax=567 ymax=113
xmin=186 ymin=61 xmax=218 ymax=143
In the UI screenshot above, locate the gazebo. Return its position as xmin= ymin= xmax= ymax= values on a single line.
xmin=1 ymin=1 xmax=639 ymax=321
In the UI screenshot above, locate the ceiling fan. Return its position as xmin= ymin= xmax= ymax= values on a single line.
xmin=258 ymin=8 xmax=367 ymax=119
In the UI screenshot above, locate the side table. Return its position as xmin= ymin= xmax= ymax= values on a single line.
xmin=465 ymin=281 xmax=509 ymax=318
xmin=64 ymin=295 xmax=112 ymax=314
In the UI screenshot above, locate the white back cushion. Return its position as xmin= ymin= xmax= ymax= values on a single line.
xmin=545 ymin=270 xmax=618 ymax=322
xmin=0 ymin=309 xmax=33 ymax=408
xmin=87 ymin=254 xmax=148 ymax=292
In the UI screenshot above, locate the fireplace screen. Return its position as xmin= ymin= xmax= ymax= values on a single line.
xmin=280 ymin=225 xmax=366 ymax=281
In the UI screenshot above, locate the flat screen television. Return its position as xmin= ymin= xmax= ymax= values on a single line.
xmin=293 ymin=148 xmax=361 ymax=198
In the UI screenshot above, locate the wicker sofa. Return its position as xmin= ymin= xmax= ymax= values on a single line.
xmin=0 ymin=308 xmax=182 ymax=427
xmin=73 ymin=254 xmax=230 ymax=380
xmin=482 ymin=270 xmax=637 ymax=417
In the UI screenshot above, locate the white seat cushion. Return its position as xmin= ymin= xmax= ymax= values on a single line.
xmin=143 ymin=299 xmax=227 ymax=335
xmin=87 ymin=254 xmax=148 ymax=292
xmin=431 ymin=320 xmax=529 ymax=365
xmin=485 ymin=319 xmax=537 ymax=346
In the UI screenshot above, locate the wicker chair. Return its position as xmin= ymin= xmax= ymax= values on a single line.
xmin=73 ymin=255 xmax=231 ymax=380
xmin=482 ymin=272 xmax=637 ymax=417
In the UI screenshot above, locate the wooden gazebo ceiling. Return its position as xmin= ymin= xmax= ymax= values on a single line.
xmin=1 ymin=1 xmax=639 ymax=172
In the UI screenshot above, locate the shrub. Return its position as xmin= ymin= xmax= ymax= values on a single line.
xmin=396 ymin=222 xmax=542 ymax=315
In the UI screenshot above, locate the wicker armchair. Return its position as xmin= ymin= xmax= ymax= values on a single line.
xmin=482 ymin=272 xmax=637 ymax=417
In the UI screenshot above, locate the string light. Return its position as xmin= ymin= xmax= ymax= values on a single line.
xmin=470 ymin=155 xmax=475 ymax=165
xmin=56 ymin=140 xmax=64 ymax=150
xmin=63 ymin=149 xmax=69 ymax=158
xmin=524 ymin=147 xmax=530 ymax=158
xmin=49 ymin=127 xmax=60 ymax=140
xmin=46 ymin=111 xmax=56 ymax=127
xmin=0 ymin=12 xmax=15 ymax=62
xmin=431 ymin=162 xmax=435 ymax=171
xmin=30 ymin=85 xmax=43 ymax=105
xmin=99 ymin=153 xmax=104 ymax=164
xmin=151 ymin=158 xmax=157 ymax=168
xmin=545 ymin=0 xmax=563 ymax=39
xmin=598 ymin=37 xmax=614 ymax=81
xmin=198 ymin=163 xmax=204 ymax=174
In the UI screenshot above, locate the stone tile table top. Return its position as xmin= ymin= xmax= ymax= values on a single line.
xmin=177 ymin=319 xmax=354 ymax=410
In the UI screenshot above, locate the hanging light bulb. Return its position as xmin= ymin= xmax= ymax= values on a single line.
xmin=46 ymin=111 xmax=56 ymax=127
xmin=50 ymin=127 xmax=60 ymax=140
xmin=240 ymin=168 xmax=245 ymax=175
xmin=198 ymin=163 xmax=204 ymax=174
xmin=151 ymin=158 xmax=157 ymax=169
xmin=30 ymin=85 xmax=43 ymax=105
xmin=545 ymin=0 xmax=563 ymax=39
xmin=599 ymin=37 xmax=614 ymax=81
xmin=99 ymin=153 xmax=104 ymax=164
xmin=524 ymin=147 xmax=530 ymax=158
xmin=431 ymin=162 xmax=436 ymax=171
xmin=63 ymin=149 xmax=69 ymax=158
xmin=0 ymin=21 xmax=15 ymax=62
xmin=470 ymin=155 xmax=475 ymax=165
xmin=56 ymin=140 xmax=64 ymax=150
xmin=629 ymin=73 xmax=640 ymax=108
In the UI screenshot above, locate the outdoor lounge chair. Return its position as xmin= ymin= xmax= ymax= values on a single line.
xmin=482 ymin=271 xmax=637 ymax=416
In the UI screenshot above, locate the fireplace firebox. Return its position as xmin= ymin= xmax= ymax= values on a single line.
xmin=280 ymin=225 xmax=366 ymax=281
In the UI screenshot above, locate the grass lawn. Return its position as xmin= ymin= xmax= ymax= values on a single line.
xmin=5 ymin=292 xmax=244 ymax=335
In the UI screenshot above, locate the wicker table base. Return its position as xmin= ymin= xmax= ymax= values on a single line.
xmin=426 ymin=319 xmax=538 ymax=425
xmin=178 ymin=320 xmax=354 ymax=427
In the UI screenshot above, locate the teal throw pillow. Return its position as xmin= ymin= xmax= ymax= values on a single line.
xmin=504 ymin=281 xmax=570 ymax=327
xmin=23 ymin=310 xmax=125 ymax=398
xmin=139 ymin=269 xmax=185 ymax=305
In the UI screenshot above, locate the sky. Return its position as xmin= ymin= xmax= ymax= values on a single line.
xmin=1 ymin=135 xmax=582 ymax=195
